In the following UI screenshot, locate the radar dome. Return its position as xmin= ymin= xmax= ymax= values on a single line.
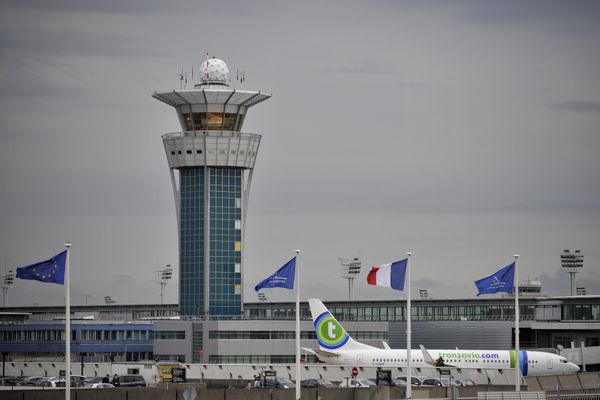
xmin=200 ymin=58 xmax=229 ymax=85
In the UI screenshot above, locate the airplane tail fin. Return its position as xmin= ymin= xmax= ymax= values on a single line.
xmin=308 ymin=299 xmax=374 ymax=351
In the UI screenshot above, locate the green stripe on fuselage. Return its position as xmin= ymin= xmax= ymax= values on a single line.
xmin=510 ymin=350 xmax=515 ymax=368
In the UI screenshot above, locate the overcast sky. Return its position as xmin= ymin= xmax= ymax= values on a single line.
xmin=1 ymin=0 xmax=599 ymax=307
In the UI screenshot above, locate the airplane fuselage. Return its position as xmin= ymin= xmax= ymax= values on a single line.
xmin=318 ymin=348 xmax=578 ymax=376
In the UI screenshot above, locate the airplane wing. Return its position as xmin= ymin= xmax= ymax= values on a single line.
xmin=382 ymin=341 xmax=391 ymax=350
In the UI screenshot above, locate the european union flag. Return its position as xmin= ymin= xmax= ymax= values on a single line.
xmin=16 ymin=250 xmax=67 ymax=285
xmin=255 ymin=256 xmax=296 ymax=292
xmin=474 ymin=262 xmax=515 ymax=296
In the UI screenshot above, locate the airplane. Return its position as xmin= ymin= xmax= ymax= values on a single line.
xmin=306 ymin=299 xmax=579 ymax=376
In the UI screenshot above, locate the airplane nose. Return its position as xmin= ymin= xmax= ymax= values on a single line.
xmin=569 ymin=362 xmax=580 ymax=373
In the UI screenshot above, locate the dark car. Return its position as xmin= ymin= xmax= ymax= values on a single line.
xmin=0 ymin=377 xmax=21 ymax=386
xmin=301 ymin=379 xmax=336 ymax=388
xmin=112 ymin=375 xmax=146 ymax=387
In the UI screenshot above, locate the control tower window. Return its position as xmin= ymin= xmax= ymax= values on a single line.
xmin=183 ymin=112 xmax=239 ymax=131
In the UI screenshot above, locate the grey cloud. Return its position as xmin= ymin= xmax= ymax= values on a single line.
xmin=324 ymin=60 xmax=396 ymax=75
xmin=555 ymin=101 xmax=600 ymax=114
xmin=0 ymin=28 xmax=157 ymax=59
xmin=115 ymin=274 xmax=134 ymax=286
xmin=0 ymin=0 xmax=263 ymax=15
xmin=448 ymin=0 xmax=600 ymax=27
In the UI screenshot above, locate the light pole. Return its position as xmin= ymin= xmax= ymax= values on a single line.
xmin=155 ymin=265 xmax=173 ymax=305
xmin=1 ymin=270 xmax=14 ymax=306
xmin=561 ymin=249 xmax=584 ymax=296
xmin=340 ymin=257 xmax=361 ymax=300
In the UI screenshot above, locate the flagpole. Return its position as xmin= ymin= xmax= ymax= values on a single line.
xmin=406 ymin=252 xmax=412 ymax=400
xmin=65 ymin=242 xmax=71 ymax=400
xmin=514 ymin=254 xmax=520 ymax=392
xmin=294 ymin=250 xmax=301 ymax=400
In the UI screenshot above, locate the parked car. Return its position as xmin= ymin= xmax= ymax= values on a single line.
xmin=395 ymin=376 xmax=424 ymax=386
xmin=111 ymin=374 xmax=146 ymax=387
xmin=38 ymin=375 xmax=87 ymax=388
xmin=20 ymin=376 xmax=46 ymax=386
xmin=339 ymin=378 xmax=376 ymax=388
xmin=421 ymin=378 xmax=444 ymax=387
xmin=87 ymin=382 xmax=115 ymax=389
xmin=255 ymin=377 xmax=295 ymax=389
xmin=301 ymin=378 xmax=336 ymax=388
xmin=0 ymin=377 xmax=21 ymax=386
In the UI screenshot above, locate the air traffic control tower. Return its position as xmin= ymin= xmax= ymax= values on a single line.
xmin=153 ymin=58 xmax=271 ymax=318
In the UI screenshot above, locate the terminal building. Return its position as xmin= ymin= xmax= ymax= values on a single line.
xmin=1 ymin=295 xmax=599 ymax=370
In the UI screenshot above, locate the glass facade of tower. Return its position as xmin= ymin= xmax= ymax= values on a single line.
xmin=179 ymin=167 xmax=242 ymax=318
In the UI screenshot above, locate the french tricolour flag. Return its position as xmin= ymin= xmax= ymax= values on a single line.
xmin=367 ymin=259 xmax=408 ymax=291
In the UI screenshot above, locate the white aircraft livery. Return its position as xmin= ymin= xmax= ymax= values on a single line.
xmin=307 ymin=299 xmax=579 ymax=376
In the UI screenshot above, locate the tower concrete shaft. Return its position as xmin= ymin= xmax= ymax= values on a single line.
xmin=153 ymin=58 xmax=271 ymax=318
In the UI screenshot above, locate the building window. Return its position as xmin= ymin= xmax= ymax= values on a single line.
xmin=183 ymin=112 xmax=239 ymax=131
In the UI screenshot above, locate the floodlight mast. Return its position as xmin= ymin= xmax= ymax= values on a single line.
xmin=155 ymin=264 xmax=174 ymax=304
xmin=340 ymin=257 xmax=361 ymax=300
xmin=1 ymin=270 xmax=14 ymax=307
xmin=561 ymin=249 xmax=584 ymax=296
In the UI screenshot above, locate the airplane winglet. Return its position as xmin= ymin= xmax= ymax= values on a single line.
xmin=382 ymin=341 xmax=391 ymax=350
xmin=420 ymin=344 xmax=437 ymax=366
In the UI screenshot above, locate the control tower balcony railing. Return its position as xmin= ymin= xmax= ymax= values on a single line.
xmin=162 ymin=130 xmax=261 ymax=169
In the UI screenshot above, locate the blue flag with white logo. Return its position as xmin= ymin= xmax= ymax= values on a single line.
xmin=16 ymin=250 xmax=67 ymax=285
xmin=474 ymin=262 xmax=515 ymax=296
xmin=255 ymin=256 xmax=296 ymax=292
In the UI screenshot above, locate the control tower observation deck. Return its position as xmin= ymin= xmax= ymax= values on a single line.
xmin=152 ymin=58 xmax=271 ymax=318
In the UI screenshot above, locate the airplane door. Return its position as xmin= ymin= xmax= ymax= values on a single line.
xmin=547 ymin=358 xmax=553 ymax=370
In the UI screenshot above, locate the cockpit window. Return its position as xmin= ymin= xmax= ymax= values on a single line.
xmin=559 ymin=359 xmax=568 ymax=363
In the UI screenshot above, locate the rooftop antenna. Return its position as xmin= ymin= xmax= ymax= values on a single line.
xmin=340 ymin=257 xmax=361 ymax=300
xmin=177 ymin=67 xmax=184 ymax=90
